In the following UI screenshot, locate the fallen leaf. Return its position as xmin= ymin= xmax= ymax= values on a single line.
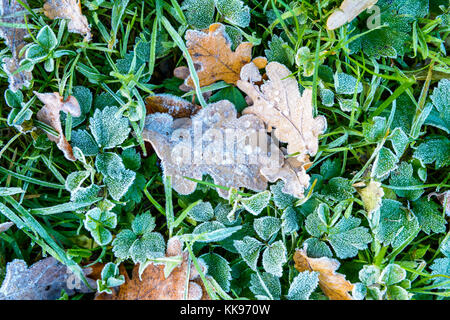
xmin=96 ymin=237 xmax=210 ymax=300
xmin=43 ymin=0 xmax=92 ymax=41
xmin=145 ymin=94 xmax=201 ymax=118
xmin=294 ymin=247 xmax=354 ymax=300
xmin=0 ymin=222 xmax=14 ymax=233
xmin=34 ymin=91 xmax=81 ymax=161
xmin=428 ymin=191 xmax=450 ymax=217
xmin=356 ymin=180 xmax=384 ymax=218
xmin=0 ymin=0 xmax=33 ymax=91
xmin=174 ymin=23 xmax=266 ymax=89
xmin=143 ymin=99 xmax=309 ymax=199
xmin=327 ymin=0 xmax=378 ymax=30
xmin=238 ymin=61 xmax=327 ymax=164
xmin=0 ymin=257 xmax=96 ymax=300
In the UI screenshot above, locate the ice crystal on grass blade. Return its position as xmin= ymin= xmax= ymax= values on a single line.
xmin=287 ymin=271 xmax=319 ymax=300
xmin=84 ymin=208 xmax=117 ymax=246
xmin=89 ymin=106 xmax=130 ymax=149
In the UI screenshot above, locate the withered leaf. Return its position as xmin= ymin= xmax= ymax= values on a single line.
xmin=356 ymin=180 xmax=384 ymax=218
xmin=43 ymin=0 xmax=92 ymax=41
xmin=96 ymin=237 xmax=210 ymax=300
xmin=428 ymin=191 xmax=450 ymax=217
xmin=0 ymin=0 xmax=32 ymax=91
xmin=174 ymin=23 xmax=266 ymax=89
xmin=143 ymin=99 xmax=309 ymax=199
xmin=238 ymin=61 xmax=327 ymax=167
xmin=0 ymin=222 xmax=14 ymax=233
xmin=145 ymin=94 xmax=201 ymax=118
xmin=35 ymin=91 xmax=81 ymax=161
xmin=0 ymin=257 xmax=95 ymax=300
xmin=327 ymin=0 xmax=378 ymax=30
xmin=294 ymin=248 xmax=354 ymax=300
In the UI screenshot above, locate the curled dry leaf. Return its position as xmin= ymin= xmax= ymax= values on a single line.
xmin=0 ymin=257 xmax=96 ymax=300
xmin=143 ymin=99 xmax=310 ymax=199
xmin=294 ymin=247 xmax=354 ymax=300
xmin=356 ymin=180 xmax=384 ymax=218
xmin=0 ymin=222 xmax=14 ymax=233
xmin=96 ymin=237 xmax=210 ymax=300
xmin=145 ymin=94 xmax=201 ymax=118
xmin=174 ymin=23 xmax=267 ymax=90
xmin=0 ymin=0 xmax=32 ymax=91
xmin=35 ymin=92 xmax=81 ymax=161
xmin=43 ymin=0 xmax=92 ymax=41
xmin=238 ymin=61 xmax=327 ymax=165
xmin=327 ymin=0 xmax=378 ymax=30
xmin=428 ymin=191 xmax=450 ymax=217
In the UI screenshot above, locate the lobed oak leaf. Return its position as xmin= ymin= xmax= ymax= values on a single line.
xmin=34 ymin=91 xmax=81 ymax=161
xmin=237 ymin=61 xmax=327 ymax=164
xmin=174 ymin=23 xmax=266 ymax=89
xmin=96 ymin=237 xmax=211 ymax=300
xmin=0 ymin=0 xmax=33 ymax=92
xmin=43 ymin=0 xmax=92 ymax=41
xmin=294 ymin=247 xmax=354 ymax=300
xmin=145 ymin=94 xmax=201 ymax=118
xmin=327 ymin=0 xmax=378 ymax=30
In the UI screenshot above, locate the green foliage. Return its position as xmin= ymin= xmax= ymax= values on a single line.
xmin=89 ymin=106 xmax=131 ymax=150
xmin=84 ymin=208 xmax=117 ymax=246
xmin=413 ymin=137 xmax=450 ymax=169
xmin=287 ymin=271 xmax=319 ymax=300
xmin=97 ymin=263 xmax=125 ymax=294
xmin=200 ymin=253 xmax=232 ymax=292
xmin=249 ymin=272 xmax=281 ymax=300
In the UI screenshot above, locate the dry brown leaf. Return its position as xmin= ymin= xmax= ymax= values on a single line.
xmin=34 ymin=91 xmax=81 ymax=161
xmin=0 ymin=257 xmax=96 ymax=300
xmin=294 ymin=248 xmax=354 ymax=300
xmin=143 ymin=99 xmax=308 ymax=199
xmin=238 ymin=61 xmax=327 ymax=165
xmin=327 ymin=0 xmax=378 ymax=30
xmin=145 ymin=94 xmax=201 ymax=118
xmin=174 ymin=23 xmax=266 ymax=89
xmin=0 ymin=0 xmax=32 ymax=92
xmin=0 ymin=222 xmax=14 ymax=233
xmin=43 ymin=0 xmax=91 ymax=41
xmin=356 ymin=180 xmax=384 ymax=218
xmin=96 ymin=237 xmax=210 ymax=300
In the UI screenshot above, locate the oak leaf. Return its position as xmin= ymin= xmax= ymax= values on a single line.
xmin=327 ymin=0 xmax=378 ymax=30
xmin=174 ymin=23 xmax=266 ymax=89
xmin=35 ymin=91 xmax=81 ymax=161
xmin=142 ymin=99 xmax=309 ymax=199
xmin=43 ymin=0 xmax=92 ymax=41
xmin=237 ymin=61 xmax=327 ymax=164
xmin=0 ymin=0 xmax=33 ymax=91
xmin=96 ymin=237 xmax=210 ymax=300
xmin=145 ymin=94 xmax=201 ymax=118
xmin=294 ymin=247 xmax=354 ymax=300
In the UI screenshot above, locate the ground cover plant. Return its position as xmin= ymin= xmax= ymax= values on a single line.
xmin=0 ymin=0 xmax=449 ymax=300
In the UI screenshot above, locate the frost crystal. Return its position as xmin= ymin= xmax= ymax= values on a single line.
xmin=287 ymin=271 xmax=319 ymax=300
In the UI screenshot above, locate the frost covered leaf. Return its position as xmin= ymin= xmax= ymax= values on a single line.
xmin=215 ymin=0 xmax=250 ymax=28
xmin=270 ymin=181 xmax=296 ymax=210
xmin=411 ymin=199 xmax=446 ymax=235
xmin=322 ymin=177 xmax=355 ymax=201
xmin=89 ymin=106 xmax=130 ymax=149
xmin=71 ymin=129 xmax=99 ymax=156
xmin=65 ymin=170 xmax=89 ymax=192
xmin=0 ymin=222 xmax=14 ymax=233
xmin=262 ymin=240 xmax=287 ymax=277
xmin=112 ymin=212 xmax=165 ymax=264
xmin=327 ymin=216 xmax=372 ymax=259
xmin=303 ymin=238 xmax=333 ymax=258
xmin=265 ymin=35 xmax=292 ymax=67
xmin=84 ymin=208 xmax=117 ymax=246
xmin=281 ymin=207 xmax=300 ymax=234
xmin=389 ymin=162 xmax=424 ymax=201
xmin=327 ymin=0 xmax=378 ymax=30
xmin=188 ymin=202 xmax=214 ymax=222
xmin=428 ymin=191 xmax=450 ymax=217
xmin=426 ymin=79 xmax=450 ymax=133
xmin=143 ymin=100 xmax=308 ymax=199
xmin=240 ymin=191 xmax=271 ymax=216
xmin=35 ymin=92 xmax=81 ymax=161
xmin=372 ymin=147 xmax=398 ymax=180
xmin=71 ymin=184 xmax=101 ymax=203
xmin=363 ymin=117 xmax=387 ymax=143
xmin=145 ymin=94 xmax=201 ymax=118
xmin=388 ymin=127 xmax=409 ymax=158
xmin=181 ymin=0 xmax=215 ymax=29
xmin=97 ymin=263 xmax=125 ymax=294
xmin=199 ymin=253 xmax=231 ymax=292
xmin=294 ymin=248 xmax=354 ymax=300
xmin=249 ymin=272 xmax=281 ymax=300
xmin=98 ymin=238 xmax=209 ymax=300
xmin=374 ymin=199 xmax=420 ymax=249
xmin=239 ymin=61 xmax=327 ymax=163
xmin=359 ymin=265 xmax=381 ymax=286
xmin=357 ymin=180 xmax=384 ymax=218
xmin=0 ymin=257 xmax=95 ymax=300
xmin=287 ymin=271 xmax=319 ymax=300
xmin=233 ymin=236 xmax=263 ymax=271
xmin=43 ymin=0 xmax=92 ymax=41
xmin=334 ymin=72 xmax=363 ymax=95
xmin=0 ymin=0 xmax=32 ymax=91
xmin=380 ymin=264 xmax=406 ymax=286
xmin=413 ymin=137 xmax=450 ymax=169
xmin=253 ymin=216 xmax=281 ymax=241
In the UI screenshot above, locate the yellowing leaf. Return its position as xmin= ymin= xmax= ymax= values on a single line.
xmin=35 ymin=92 xmax=81 ymax=161
xmin=356 ymin=180 xmax=384 ymax=218
xmin=238 ymin=61 xmax=327 ymax=164
xmin=294 ymin=248 xmax=354 ymax=300
xmin=96 ymin=238 xmax=210 ymax=300
xmin=145 ymin=94 xmax=201 ymax=118
xmin=174 ymin=23 xmax=265 ymax=89
xmin=0 ymin=0 xmax=33 ymax=91
xmin=327 ymin=0 xmax=378 ymax=30
xmin=43 ymin=0 xmax=92 ymax=41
